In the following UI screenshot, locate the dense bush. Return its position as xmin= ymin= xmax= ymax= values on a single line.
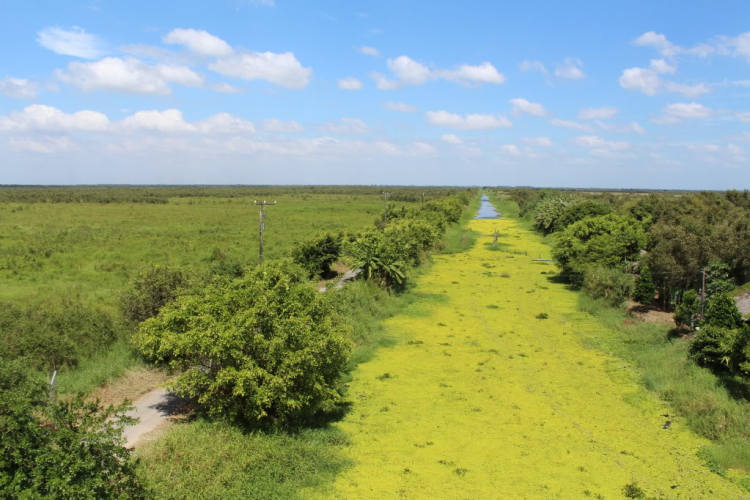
xmin=690 ymin=326 xmax=736 ymax=369
xmin=704 ymin=293 xmax=743 ymax=330
xmin=552 ymin=214 xmax=645 ymax=282
xmin=633 ymin=265 xmax=656 ymax=305
xmin=348 ymin=230 xmax=407 ymax=289
xmin=531 ymin=195 xmax=574 ymax=234
xmin=120 ymin=265 xmax=189 ymax=324
xmin=554 ymin=200 xmax=612 ymax=233
xmin=291 ymin=233 xmax=342 ymax=278
xmin=0 ymin=360 xmax=146 ymax=499
xmin=705 ymin=259 xmax=735 ymax=299
xmin=583 ymin=266 xmax=634 ymax=307
xmin=674 ymin=289 xmax=701 ymax=328
xmin=0 ymin=300 xmax=124 ymax=371
xmin=134 ymin=261 xmax=352 ymax=426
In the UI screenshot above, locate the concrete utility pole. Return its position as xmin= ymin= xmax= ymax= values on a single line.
xmin=382 ymin=191 xmax=391 ymax=227
xmin=254 ymin=200 xmax=276 ymax=264
xmin=700 ymin=267 xmax=707 ymax=320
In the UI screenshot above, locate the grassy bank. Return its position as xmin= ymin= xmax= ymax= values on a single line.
xmin=492 ymin=192 xmax=750 ymax=486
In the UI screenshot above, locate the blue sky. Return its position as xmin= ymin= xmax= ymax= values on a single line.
xmin=0 ymin=0 xmax=748 ymax=188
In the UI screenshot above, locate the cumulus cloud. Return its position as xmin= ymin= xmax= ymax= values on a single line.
xmin=357 ymin=46 xmax=380 ymax=56
xmin=499 ymin=144 xmax=521 ymax=157
xmin=519 ymin=60 xmax=547 ymax=74
xmin=555 ymin=57 xmax=585 ymax=80
xmin=521 ymin=137 xmax=553 ymax=147
xmin=263 ymin=119 xmax=304 ymax=132
xmin=318 ymin=118 xmax=371 ymax=135
xmin=716 ymin=32 xmax=750 ymax=62
xmin=37 ymin=26 xmax=105 ymax=59
xmin=509 ymin=98 xmax=547 ymax=116
xmin=619 ymin=67 xmax=661 ymax=96
xmin=196 ymin=113 xmax=255 ymax=134
xmin=212 ymin=82 xmax=244 ymax=93
xmin=441 ymin=134 xmax=463 ymax=144
xmin=650 ymin=59 xmax=676 ymax=74
xmin=664 ymin=81 xmax=711 ymax=98
xmin=654 ymin=102 xmax=713 ymax=124
xmin=209 ymin=51 xmax=312 ymax=89
xmin=384 ymin=101 xmax=418 ymax=113
xmin=0 ymin=104 xmax=109 ymax=132
xmin=572 ymin=135 xmax=631 ymax=156
xmin=374 ymin=56 xmax=504 ymax=88
xmin=438 ymin=62 xmax=505 ymax=85
xmin=163 ymin=28 xmax=233 ymax=57
xmin=337 ymin=77 xmax=363 ymax=90
xmin=0 ymin=77 xmax=37 ymax=99
xmin=426 ymin=110 xmax=512 ymax=130
xmin=596 ymin=121 xmax=646 ymax=134
xmin=577 ymin=107 xmax=619 ymax=120
xmin=120 ymin=109 xmax=255 ymax=134
xmin=56 ymin=57 xmax=203 ymax=94
xmin=548 ymin=118 xmax=593 ymax=132
xmin=633 ymin=31 xmax=714 ymax=58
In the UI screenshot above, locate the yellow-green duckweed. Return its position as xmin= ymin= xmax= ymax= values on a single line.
xmin=305 ymin=218 xmax=748 ymax=500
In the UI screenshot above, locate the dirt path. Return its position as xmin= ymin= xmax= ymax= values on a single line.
xmin=304 ymin=216 xmax=747 ymax=499
xmin=122 ymin=388 xmax=187 ymax=448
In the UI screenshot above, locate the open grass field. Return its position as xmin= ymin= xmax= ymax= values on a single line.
xmin=300 ymin=214 xmax=747 ymax=499
xmin=0 ymin=191 xmax=415 ymax=310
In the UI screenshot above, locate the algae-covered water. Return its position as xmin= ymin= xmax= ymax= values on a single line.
xmin=305 ymin=215 xmax=748 ymax=499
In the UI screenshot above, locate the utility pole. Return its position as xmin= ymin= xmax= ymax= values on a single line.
xmin=382 ymin=191 xmax=391 ymax=227
xmin=254 ymin=200 xmax=276 ymax=264
xmin=700 ymin=267 xmax=707 ymax=321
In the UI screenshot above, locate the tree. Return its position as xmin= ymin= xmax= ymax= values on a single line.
xmin=583 ymin=265 xmax=634 ymax=306
xmin=552 ymin=214 xmax=645 ymax=283
xmin=0 ymin=361 xmax=146 ymax=499
xmin=134 ymin=261 xmax=352 ymax=426
xmin=705 ymin=259 xmax=734 ymax=299
xmin=633 ymin=264 xmax=656 ymax=305
xmin=554 ymin=200 xmax=612 ymax=233
xmin=120 ymin=265 xmax=188 ymax=324
xmin=531 ymin=195 xmax=575 ymax=234
xmin=291 ymin=233 xmax=342 ymax=279
xmin=674 ymin=289 xmax=700 ymax=328
xmin=349 ymin=232 xmax=406 ymax=289
xmin=704 ymin=292 xmax=743 ymax=330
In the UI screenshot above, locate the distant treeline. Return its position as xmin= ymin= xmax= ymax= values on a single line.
xmin=0 ymin=185 xmax=474 ymax=204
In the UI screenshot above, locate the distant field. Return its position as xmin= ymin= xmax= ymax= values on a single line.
xmin=0 ymin=187 xmax=445 ymax=309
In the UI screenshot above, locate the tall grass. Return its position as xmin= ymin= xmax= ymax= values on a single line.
xmin=440 ymin=194 xmax=482 ymax=254
xmin=56 ymin=338 xmax=145 ymax=396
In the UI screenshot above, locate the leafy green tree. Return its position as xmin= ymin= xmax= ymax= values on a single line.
xmin=690 ymin=326 xmax=736 ymax=370
xmin=704 ymin=292 xmax=743 ymax=330
xmin=552 ymin=214 xmax=645 ymax=283
xmin=0 ymin=361 xmax=146 ymax=499
xmin=291 ymin=233 xmax=342 ymax=278
xmin=583 ymin=265 xmax=634 ymax=306
xmin=674 ymin=289 xmax=701 ymax=328
xmin=633 ymin=265 xmax=656 ymax=305
xmin=532 ymin=195 xmax=575 ymax=234
xmin=705 ymin=259 xmax=734 ymax=299
xmin=134 ymin=261 xmax=352 ymax=426
xmin=120 ymin=265 xmax=189 ymax=324
xmin=554 ymin=200 xmax=612 ymax=233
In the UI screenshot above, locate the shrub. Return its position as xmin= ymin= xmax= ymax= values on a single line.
xmin=120 ymin=265 xmax=189 ymax=324
xmin=134 ymin=261 xmax=353 ymax=426
xmin=531 ymin=196 xmax=575 ymax=234
xmin=705 ymin=292 xmax=743 ymax=330
xmin=690 ymin=326 xmax=736 ymax=369
xmin=674 ymin=289 xmax=700 ymax=328
xmin=291 ymin=233 xmax=342 ymax=278
xmin=583 ymin=265 xmax=634 ymax=307
xmin=348 ymin=231 xmax=407 ymax=289
xmin=554 ymin=200 xmax=612 ymax=233
xmin=633 ymin=264 xmax=656 ymax=305
xmin=706 ymin=259 xmax=735 ymax=299
xmin=0 ymin=360 xmax=146 ymax=499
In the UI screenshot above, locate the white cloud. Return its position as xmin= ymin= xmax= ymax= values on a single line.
xmin=0 ymin=104 xmax=110 ymax=132
xmin=412 ymin=141 xmax=436 ymax=156
xmin=212 ymin=82 xmax=244 ymax=93
xmin=548 ymin=118 xmax=593 ymax=132
xmin=337 ymin=77 xmax=363 ymax=90
xmin=197 ymin=113 xmax=255 ymax=134
xmin=618 ymin=67 xmax=660 ymax=96
xmin=572 ymin=135 xmax=631 ymax=152
xmin=0 ymin=77 xmax=37 ymax=99
xmin=426 ymin=110 xmax=512 ymax=130
xmin=555 ymin=57 xmax=585 ymax=80
xmin=499 ymin=144 xmax=521 ymax=157
xmin=519 ymin=60 xmax=547 ymax=74
xmin=120 ymin=109 xmax=196 ymax=133
xmin=384 ymin=101 xmax=418 ymax=113
xmin=441 ymin=134 xmax=463 ymax=144
xmin=209 ymin=51 xmax=312 ymax=89
xmin=370 ymin=72 xmax=400 ymax=90
xmin=650 ymin=59 xmax=676 ymax=74
xmin=662 ymin=102 xmax=713 ymax=120
xmin=438 ymin=62 xmax=505 ymax=85
xmin=37 ymin=26 xmax=105 ymax=59
xmin=521 ymin=137 xmax=553 ymax=147
xmin=633 ymin=31 xmax=713 ymax=58
xmin=56 ymin=57 xmax=204 ymax=94
xmin=596 ymin=121 xmax=647 ymax=135
xmin=736 ymin=112 xmax=750 ymax=123
xmin=163 ymin=28 xmax=233 ymax=57
xmin=664 ymin=81 xmax=711 ymax=98
xmin=357 ymin=46 xmax=380 ymax=56
xmin=509 ymin=98 xmax=547 ymax=117
xmin=8 ymin=136 xmax=77 ymax=153
xmin=318 ymin=118 xmax=371 ymax=135
xmin=716 ymin=32 xmax=750 ymax=62
xmin=387 ymin=56 xmax=431 ymax=85
xmin=263 ymin=119 xmax=304 ymax=132
xmin=577 ymin=107 xmax=619 ymax=120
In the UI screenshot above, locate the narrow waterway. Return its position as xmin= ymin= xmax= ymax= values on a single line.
xmin=474 ymin=194 xmax=501 ymax=219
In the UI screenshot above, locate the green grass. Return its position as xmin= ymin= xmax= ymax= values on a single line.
xmin=440 ymin=193 xmax=481 ymax=254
